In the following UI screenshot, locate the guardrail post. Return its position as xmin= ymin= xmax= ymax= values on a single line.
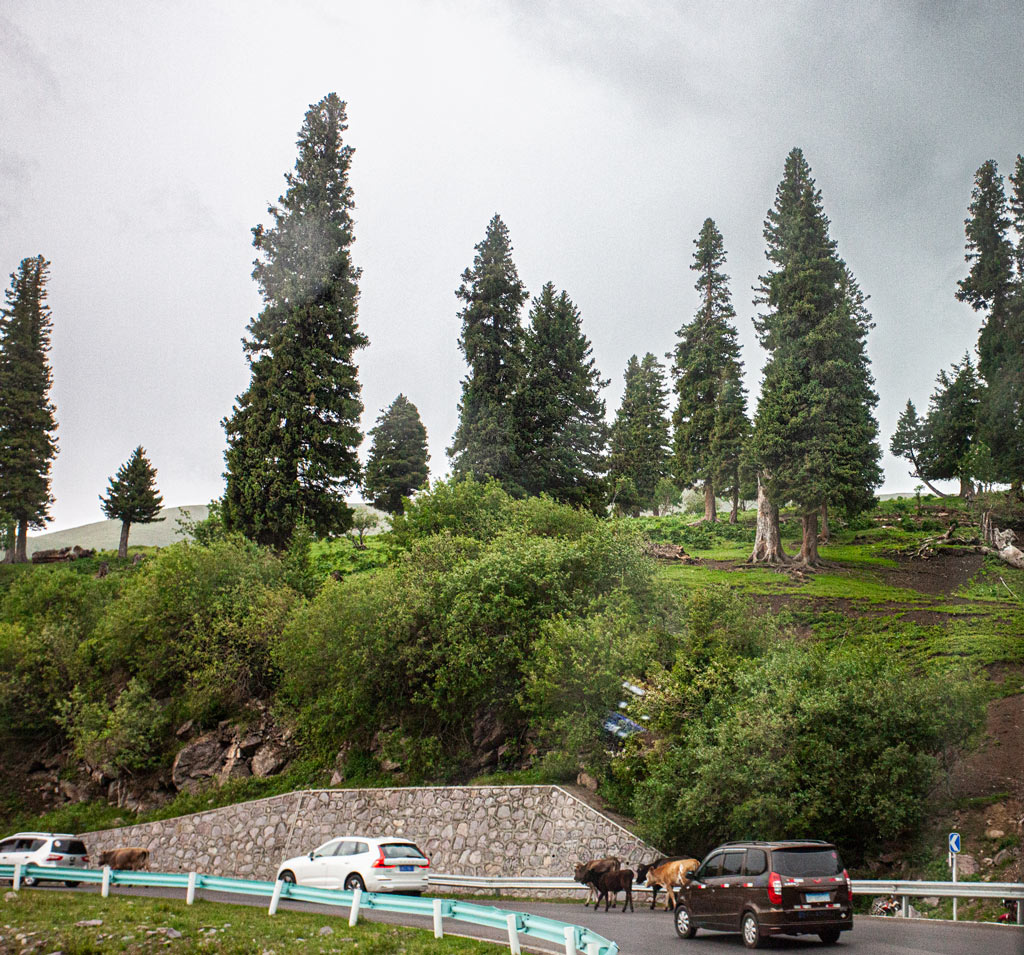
xmin=268 ymin=878 xmax=284 ymax=915
xmin=586 ymin=943 xmax=600 ymax=955
xmin=12 ymin=864 xmax=20 ymax=891
xmin=901 ymin=894 xmax=908 ymax=917
xmin=186 ymin=871 xmax=197 ymax=905
xmin=349 ymin=887 xmax=361 ymax=927
xmin=563 ymin=925 xmax=576 ymax=955
xmin=101 ymin=866 xmax=111 ymax=898
xmin=432 ymin=898 xmax=443 ymax=938
xmin=1017 ymin=900 xmax=1023 ymax=926
xmin=505 ymin=913 xmax=521 ymax=955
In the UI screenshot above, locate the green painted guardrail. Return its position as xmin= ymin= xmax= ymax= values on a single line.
xmin=0 ymin=864 xmax=618 ymax=955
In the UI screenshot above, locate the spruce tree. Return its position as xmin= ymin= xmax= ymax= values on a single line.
xmin=448 ymin=214 xmax=529 ymax=488
xmin=671 ymin=218 xmax=745 ymax=521
xmin=957 ymin=156 xmax=1024 ymax=490
xmin=749 ymin=149 xmax=882 ymax=565
xmin=709 ymin=372 xmax=751 ymax=523
xmin=890 ymin=400 xmax=947 ymax=497
xmin=222 ymin=94 xmax=367 ymax=549
xmin=919 ymin=354 xmax=981 ymax=497
xmin=363 ymin=394 xmax=430 ymax=514
xmin=516 ymin=282 xmax=609 ymax=511
xmin=608 ymin=353 xmax=671 ymax=513
xmin=0 ymin=256 xmax=58 ymax=563
xmin=99 ymin=446 xmax=164 ymax=558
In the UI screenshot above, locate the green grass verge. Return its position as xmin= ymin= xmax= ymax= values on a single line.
xmin=0 ymin=890 xmax=500 ymax=954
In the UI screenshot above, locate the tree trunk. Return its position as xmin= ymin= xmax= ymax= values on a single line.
xmin=729 ymin=472 xmax=739 ymax=525
xmin=818 ymin=503 xmax=830 ymax=544
xmin=703 ymin=480 xmax=717 ymax=523
xmin=958 ymin=474 xmax=972 ymax=498
xmin=0 ymin=524 xmax=13 ymax=563
xmin=118 ymin=521 xmax=131 ymax=560
xmin=798 ymin=510 xmax=823 ymax=565
xmin=13 ymin=520 xmax=29 ymax=563
xmin=749 ymin=475 xmax=787 ymax=564
xmin=909 ymin=453 xmax=948 ymax=498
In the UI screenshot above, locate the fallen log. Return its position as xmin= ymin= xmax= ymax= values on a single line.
xmin=980 ymin=511 xmax=1024 ymax=569
xmin=31 ymin=545 xmax=95 ymax=563
xmin=644 ymin=542 xmax=696 ymax=563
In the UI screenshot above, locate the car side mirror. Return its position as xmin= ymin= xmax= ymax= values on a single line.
xmin=309 ymin=851 xmax=315 ymax=860
xmin=685 ymin=870 xmax=697 ymax=880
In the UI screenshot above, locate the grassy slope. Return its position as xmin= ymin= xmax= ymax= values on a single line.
xmin=0 ymin=890 xmax=500 ymax=954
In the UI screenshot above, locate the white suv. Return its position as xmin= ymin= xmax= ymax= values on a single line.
xmin=276 ymin=836 xmax=430 ymax=893
xmin=0 ymin=832 xmax=90 ymax=886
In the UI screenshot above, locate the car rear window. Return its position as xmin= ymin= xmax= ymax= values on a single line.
xmin=380 ymin=843 xmax=426 ymax=860
xmin=53 ymin=839 xmax=87 ymax=855
xmin=771 ymin=847 xmax=843 ymax=877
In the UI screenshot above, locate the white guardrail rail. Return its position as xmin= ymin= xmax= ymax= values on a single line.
xmin=0 ymin=863 xmax=619 ymax=955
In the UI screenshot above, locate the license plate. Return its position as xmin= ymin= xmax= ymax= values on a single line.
xmin=806 ymin=892 xmax=830 ymax=903
xmin=399 ymin=865 xmax=415 ymax=872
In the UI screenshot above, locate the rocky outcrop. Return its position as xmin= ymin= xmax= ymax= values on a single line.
xmin=170 ymin=711 xmax=294 ymax=793
xmin=81 ymin=785 xmax=658 ymax=883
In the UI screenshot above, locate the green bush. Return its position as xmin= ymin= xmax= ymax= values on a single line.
xmin=629 ymin=641 xmax=987 ymax=862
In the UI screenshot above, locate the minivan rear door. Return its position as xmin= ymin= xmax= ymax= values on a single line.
xmin=771 ymin=846 xmax=846 ymax=912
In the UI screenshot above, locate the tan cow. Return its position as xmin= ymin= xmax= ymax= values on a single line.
xmin=97 ymin=847 xmax=150 ymax=870
xmin=645 ymin=857 xmax=699 ymax=910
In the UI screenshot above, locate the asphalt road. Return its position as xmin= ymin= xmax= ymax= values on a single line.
xmin=42 ymin=884 xmax=1024 ymax=955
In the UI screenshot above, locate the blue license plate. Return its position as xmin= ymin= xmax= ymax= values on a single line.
xmin=806 ymin=892 xmax=830 ymax=902
xmin=400 ymin=865 xmax=414 ymax=872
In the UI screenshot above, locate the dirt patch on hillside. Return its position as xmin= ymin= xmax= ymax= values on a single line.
xmin=946 ymin=692 xmax=1024 ymax=802
xmin=878 ymin=549 xmax=986 ymax=596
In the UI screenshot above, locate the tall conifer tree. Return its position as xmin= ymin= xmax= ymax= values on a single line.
xmin=517 ymin=282 xmax=608 ymax=511
xmin=918 ymin=354 xmax=981 ymax=497
xmin=223 ymin=94 xmax=367 ymax=549
xmin=363 ymin=394 xmax=430 ymax=514
xmin=608 ymin=353 xmax=671 ymax=513
xmin=448 ymin=215 xmax=529 ymax=488
xmin=0 ymin=256 xmax=58 ymax=563
xmin=749 ymin=149 xmax=881 ymax=565
xmin=671 ymin=218 xmax=745 ymax=521
xmin=957 ymin=157 xmax=1024 ymax=490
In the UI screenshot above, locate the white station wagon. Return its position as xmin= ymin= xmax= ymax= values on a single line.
xmin=276 ymin=836 xmax=430 ymax=893
xmin=0 ymin=832 xmax=89 ymax=885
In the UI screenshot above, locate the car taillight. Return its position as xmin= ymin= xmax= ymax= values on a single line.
xmin=46 ymin=854 xmax=63 ymax=862
xmin=843 ymin=869 xmax=853 ymax=902
xmin=768 ymin=871 xmax=783 ymax=905
xmin=372 ymin=848 xmax=392 ymax=868
xmin=83 ymin=856 xmax=89 ymax=864
xmin=421 ymin=858 xmax=430 ymax=868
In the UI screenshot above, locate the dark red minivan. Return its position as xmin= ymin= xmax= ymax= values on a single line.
xmin=674 ymin=840 xmax=852 ymax=948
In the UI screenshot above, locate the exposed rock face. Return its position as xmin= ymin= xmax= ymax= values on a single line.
xmin=172 ymin=733 xmax=226 ymax=792
xmin=81 ymin=785 xmax=658 ymax=884
xmin=251 ymin=743 xmax=288 ymax=778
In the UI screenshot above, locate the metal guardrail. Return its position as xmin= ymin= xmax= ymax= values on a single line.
xmin=0 ymin=864 xmax=619 ymax=955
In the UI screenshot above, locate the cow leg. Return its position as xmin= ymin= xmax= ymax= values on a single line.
xmin=624 ymin=885 xmax=633 ymax=913
xmin=649 ymin=884 xmax=659 ymax=910
xmin=664 ymin=884 xmax=676 ymax=911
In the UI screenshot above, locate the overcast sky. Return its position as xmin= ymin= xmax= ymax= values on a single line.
xmin=2 ymin=0 xmax=1022 ymax=532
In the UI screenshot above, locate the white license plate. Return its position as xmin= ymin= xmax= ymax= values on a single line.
xmin=805 ymin=892 xmax=830 ymax=903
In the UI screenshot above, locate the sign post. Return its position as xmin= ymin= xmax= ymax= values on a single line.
xmin=948 ymin=832 xmax=960 ymax=921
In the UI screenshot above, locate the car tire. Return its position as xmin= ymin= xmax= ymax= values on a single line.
xmin=741 ymin=911 xmax=764 ymax=949
xmin=22 ymin=876 xmax=37 ymax=887
xmin=674 ymin=902 xmax=697 ymax=939
xmin=279 ymin=870 xmax=296 ymax=884
xmin=64 ymin=881 xmax=81 ymax=888
xmin=344 ymin=873 xmax=365 ymax=892
xmin=818 ymin=928 xmax=841 ymax=944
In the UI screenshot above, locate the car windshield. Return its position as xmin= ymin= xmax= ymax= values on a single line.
xmin=380 ymin=843 xmax=426 ymax=860
xmin=772 ymin=847 xmax=843 ymax=877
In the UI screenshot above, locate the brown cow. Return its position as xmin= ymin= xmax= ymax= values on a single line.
xmin=645 ymin=857 xmax=699 ymax=910
xmin=592 ymin=867 xmax=635 ymax=913
xmin=573 ymin=857 xmax=620 ymax=908
xmin=636 ymin=856 xmax=689 ymax=910
xmin=97 ymin=847 xmax=149 ymax=870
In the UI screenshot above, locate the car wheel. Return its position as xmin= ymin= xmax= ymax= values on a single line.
xmin=22 ymin=876 xmax=37 ymax=887
xmin=674 ymin=902 xmax=697 ymax=939
xmin=279 ymin=870 xmax=296 ymax=884
xmin=818 ymin=928 xmax=841 ymax=944
xmin=64 ymin=881 xmax=81 ymax=888
xmin=344 ymin=873 xmax=365 ymax=892
xmin=741 ymin=911 xmax=764 ymax=949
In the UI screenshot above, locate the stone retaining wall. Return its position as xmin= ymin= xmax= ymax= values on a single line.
xmin=81 ymin=786 xmax=656 ymax=882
